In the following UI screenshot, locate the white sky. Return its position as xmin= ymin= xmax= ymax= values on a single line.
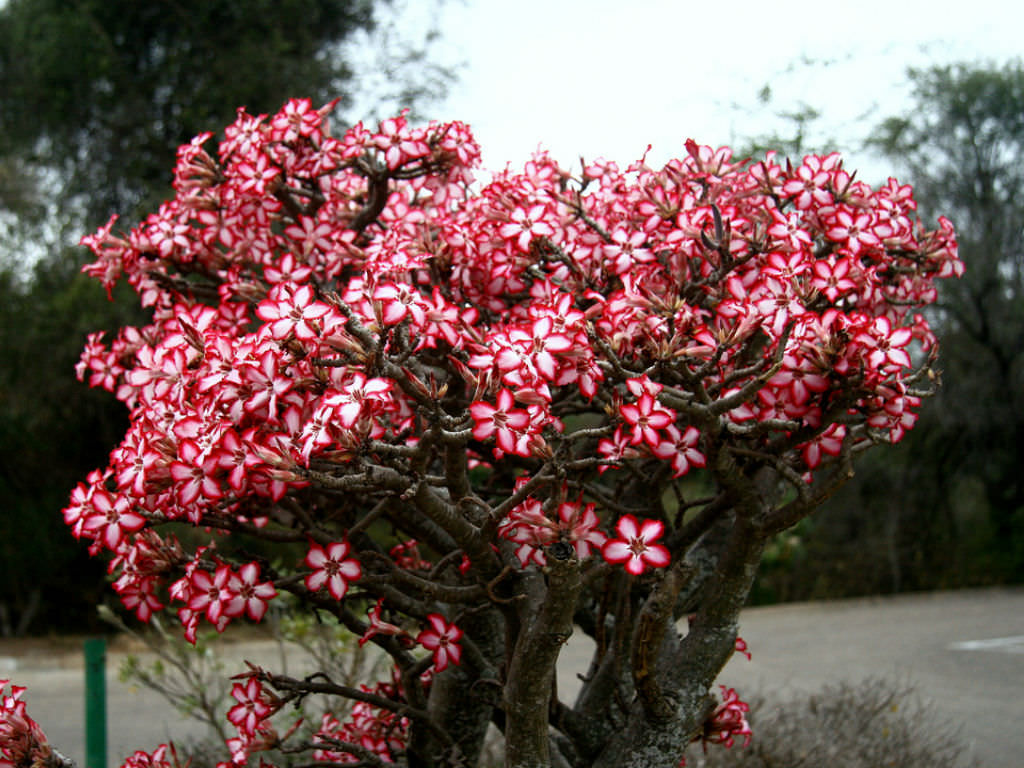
xmin=414 ymin=0 xmax=1022 ymax=183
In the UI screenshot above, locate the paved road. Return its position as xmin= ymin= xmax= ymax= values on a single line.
xmin=5 ymin=587 xmax=1022 ymax=767
xmin=715 ymin=587 xmax=1024 ymax=768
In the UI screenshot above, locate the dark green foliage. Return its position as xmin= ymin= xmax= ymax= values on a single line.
xmin=0 ymin=259 xmax=146 ymax=634
xmin=0 ymin=0 xmax=379 ymax=222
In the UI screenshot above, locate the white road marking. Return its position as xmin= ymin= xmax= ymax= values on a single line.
xmin=948 ymin=635 xmax=1024 ymax=653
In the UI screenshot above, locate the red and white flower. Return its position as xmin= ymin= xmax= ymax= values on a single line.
xmin=304 ymin=541 xmax=362 ymax=600
xmin=469 ymin=389 xmax=531 ymax=456
xmin=602 ymin=515 xmax=671 ymax=575
xmin=416 ymin=614 xmax=463 ymax=672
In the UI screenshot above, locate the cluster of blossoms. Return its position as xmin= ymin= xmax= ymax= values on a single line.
xmin=1 ymin=98 xmax=961 ymax=768
xmin=679 ymin=687 xmax=753 ymax=767
xmin=314 ymin=691 xmax=408 ymax=763
xmin=498 ymin=480 xmax=608 ymax=567
xmin=120 ymin=744 xmax=190 ymax=768
xmin=701 ymin=686 xmax=753 ymax=750
xmin=169 ymin=556 xmax=278 ymax=641
xmin=0 ymin=681 xmax=56 ymax=768
xmin=679 ymin=642 xmax=753 ymax=766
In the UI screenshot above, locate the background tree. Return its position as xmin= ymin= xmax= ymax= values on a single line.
xmin=749 ymin=61 xmax=1024 ymax=600
xmin=864 ymin=61 xmax=1024 ymax=586
xmin=0 ymin=261 xmax=142 ymax=635
xmin=0 ymin=0 xmax=447 ymax=223
xmin=0 ymin=0 xmax=452 ymax=635
xmin=733 ymin=85 xmax=829 ymax=162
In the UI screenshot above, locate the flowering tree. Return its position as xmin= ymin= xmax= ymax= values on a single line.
xmin=0 ymin=99 xmax=960 ymax=768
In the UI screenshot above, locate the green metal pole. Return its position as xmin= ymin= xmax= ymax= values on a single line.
xmin=84 ymin=638 xmax=107 ymax=768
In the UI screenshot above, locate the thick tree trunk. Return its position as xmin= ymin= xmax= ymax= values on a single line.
xmin=592 ymin=517 xmax=766 ymax=768
xmin=504 ymin=551 xmax=581 ymax=768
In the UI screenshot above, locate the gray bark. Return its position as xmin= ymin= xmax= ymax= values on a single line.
xmin=504 ymin=550 xmax=581 ymax=768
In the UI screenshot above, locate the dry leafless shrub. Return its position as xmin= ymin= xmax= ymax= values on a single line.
xmin=684 ymin=678 xmax=977 ymax=768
